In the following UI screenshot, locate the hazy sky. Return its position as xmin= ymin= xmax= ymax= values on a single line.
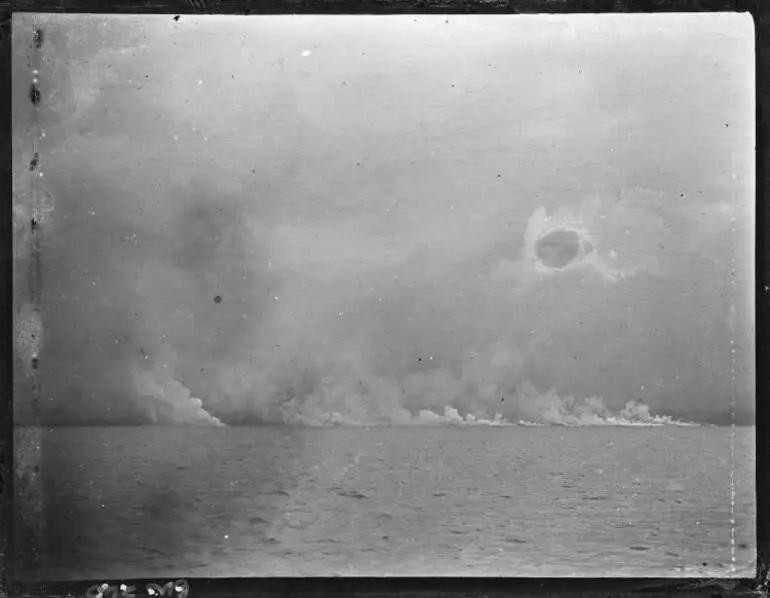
xmin=13 ymin=14 xmax=754 ymax=425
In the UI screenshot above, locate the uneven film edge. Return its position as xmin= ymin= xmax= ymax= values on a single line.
xmin=3 ymin=4 xmax=766 ymax=598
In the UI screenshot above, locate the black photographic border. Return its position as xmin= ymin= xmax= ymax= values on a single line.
xmin=1 ymin=2 xmax=765 ymax=596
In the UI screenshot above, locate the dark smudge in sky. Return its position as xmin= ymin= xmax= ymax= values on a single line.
xmin=535 ymin=230 xmax=581 ymax=269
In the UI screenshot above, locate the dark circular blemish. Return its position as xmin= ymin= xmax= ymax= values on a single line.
xmin=214 ymin=295 xmax=222 ymax=304
xmin=31 ymin=357 xmax=38 ymax=370
xmin=417 ymin=357 xmax=422 ymax=363
xmin=29 ymin=84 xmax=41 ymax=106
xmin=29 ymin=152 xmax=39 ymax=171
xmin=535 ymin=229 xmax=581 ymax=269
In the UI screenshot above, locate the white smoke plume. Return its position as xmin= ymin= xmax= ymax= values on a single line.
xmin=132 ymin=346 xmax=225 ymax=427
xmin=209 ymin=335 xmax=698 ymax=428
xmin=512 ymin=384 xmax=697 ymax=427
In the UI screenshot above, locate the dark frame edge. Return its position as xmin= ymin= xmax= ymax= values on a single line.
xmin=754 ymin=0 xmax=769 ymax=590
xmin=1 ymin=2 xmax=767 ymax=598
xmin=5 ymin=577 xmax=768 ymax=598
xmin=1 ymin=5 xmax=15 ymax=598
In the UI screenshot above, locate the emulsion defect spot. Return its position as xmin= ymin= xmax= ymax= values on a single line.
xmin=535 ymin=229 xmax=581 ymax=269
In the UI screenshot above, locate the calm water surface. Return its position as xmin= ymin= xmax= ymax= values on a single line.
xmin=15 ymin=425 xmax=755 ymax=579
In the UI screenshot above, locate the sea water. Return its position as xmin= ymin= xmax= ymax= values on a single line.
xmin=15 ymin=425 xmax=755 ymax=580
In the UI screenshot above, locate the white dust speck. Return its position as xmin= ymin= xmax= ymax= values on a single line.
xmin=198 ymin=79 xmax=203 ymax=85
xmin=274 ymin=296 xmax=279 ymax=301
xmin=224 ymin=534 xmax=229 ymax=539
xmin=173 ymin=135 xmax=179 ymax=141
xmin=301 ymin=50 xmax=312 ymax=57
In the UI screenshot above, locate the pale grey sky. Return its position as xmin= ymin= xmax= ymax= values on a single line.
xmin=13 ymin=13 xmax=754 ymax=424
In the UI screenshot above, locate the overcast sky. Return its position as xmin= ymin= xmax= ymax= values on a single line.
xmin=13 ymin=13 xmax=754 ymax=425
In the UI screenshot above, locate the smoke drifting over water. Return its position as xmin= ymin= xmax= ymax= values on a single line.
xmin=213 ymin=359 xmax=699 ymax=428
xmin=513 ymin=387 xmax=698 ymax=427
xmin=132 ymin=346 xmax=225 ymax=427
xmin=12 ymin=15 xmax=753 ymax=428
